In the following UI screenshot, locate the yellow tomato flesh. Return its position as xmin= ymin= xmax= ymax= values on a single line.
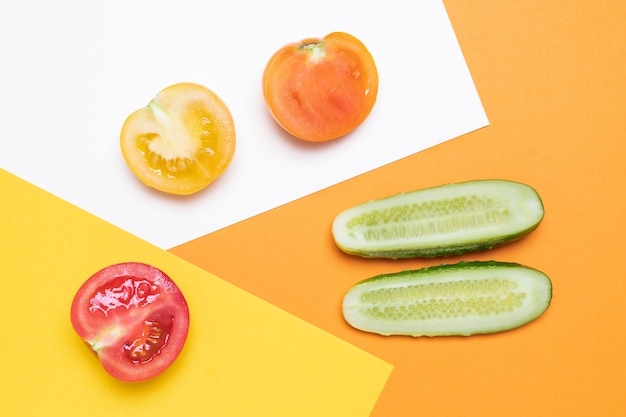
xmin=262 ymin=32 xmax=378 ymax=142
xmin=120 ymin=82 xmax=236 ymax=195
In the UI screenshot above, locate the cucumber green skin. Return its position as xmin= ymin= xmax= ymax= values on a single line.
xmin=360 ymin=261 xmax=526 ymax=283
xmin=342 ymin=261 xmax=553 ymax=337
xmin=339 ymin=224 xmax=541 ymax=259
xmin=332 ymin=179 xmax=545 ymax=259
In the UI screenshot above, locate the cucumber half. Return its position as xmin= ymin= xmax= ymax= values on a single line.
xmin=342 ymin=261 xmax=552 ymax=337
xmin=332 ymin=179 xmax=544 ymax=258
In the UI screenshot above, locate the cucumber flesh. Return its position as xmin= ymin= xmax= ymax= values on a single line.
xmin=342 ymin=261 xmax=552 ymax=337
xmin=332 ymin=179 xmax=544 ymax=258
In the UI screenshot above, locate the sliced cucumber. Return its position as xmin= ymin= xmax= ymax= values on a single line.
xmin=332 ymin=179 xmax=544 ymax=258
xmin=342 ymin=261 xmax=552 ymax=337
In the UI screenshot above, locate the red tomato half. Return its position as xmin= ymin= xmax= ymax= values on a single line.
xmin=262 ymin=32 xmax=379 ymax=142
xmin=70 ymin=262 xmax=190 ymax=382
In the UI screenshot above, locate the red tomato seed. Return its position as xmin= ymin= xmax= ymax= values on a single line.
xmin=124 ymin=315 xmax=173 ymax=364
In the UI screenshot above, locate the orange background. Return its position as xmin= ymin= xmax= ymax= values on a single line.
xmin=171 ymin=1 xmax=626 ymax=416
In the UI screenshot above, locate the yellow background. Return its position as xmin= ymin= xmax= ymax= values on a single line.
xmin=171 ymin=1 xmax=626 ymax=416
xmin=0 ymin=169 xmax=391 ymax=417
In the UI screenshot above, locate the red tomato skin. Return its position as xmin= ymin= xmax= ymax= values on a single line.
xmin=70 ymin=262 xmax=190 ymax=382
xmin=263 ymin=32 xmax=379 ymax=142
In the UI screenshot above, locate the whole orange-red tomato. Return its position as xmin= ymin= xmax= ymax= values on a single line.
xmin=262 ymin=32 xmax=378 ymax=142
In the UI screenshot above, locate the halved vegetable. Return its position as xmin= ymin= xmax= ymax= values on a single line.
xmin=71 ymin=262 xmax=190 ymax=382
xmin=342 ymin=261 xmax=552 ymax=337
xmin=120 ymin=82 xmax=236 ymax=195
xmin=262 ymin=31 xmax=378 ymax=142
xmin=332 ymin=179 xmax=544 ymax=258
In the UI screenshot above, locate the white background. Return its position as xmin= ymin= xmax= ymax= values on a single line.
xmin=0 ymin=0 xmax=488 ymax=249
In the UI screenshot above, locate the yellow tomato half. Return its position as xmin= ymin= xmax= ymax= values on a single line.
xmin=262 ymin=32 xmax=378 ymax=142
xmin=120 ymin=82 xmax=236 ymax=195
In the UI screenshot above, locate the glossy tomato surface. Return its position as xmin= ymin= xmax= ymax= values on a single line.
xmin=71 ymin=262 xmax=190 ymax=382
xmin=121 ymin=82 xmax=236 ymax=195
xmin=262 ymin=32 xmax=378 ymax=142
